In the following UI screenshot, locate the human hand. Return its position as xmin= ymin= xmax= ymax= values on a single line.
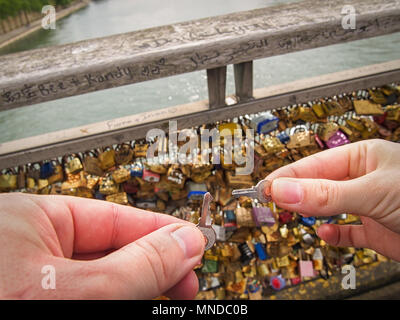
xmin=0 ymin=193 xmax=205 ymax=299
xmin=265 ymin=139 xmax=400 ymax=261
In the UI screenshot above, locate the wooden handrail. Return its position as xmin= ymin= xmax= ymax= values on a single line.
xmin=1 ymin=59 xmax=399 ymax=170
xmin=0 ymin=0 xmax=399 ymax=111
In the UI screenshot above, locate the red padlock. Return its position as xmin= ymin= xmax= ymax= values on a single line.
xmin=142 ymin=169 xmax=160 ymax=183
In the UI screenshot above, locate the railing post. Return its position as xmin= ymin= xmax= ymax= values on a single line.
xmin=234 ymin=61 xmax=253 ymax=102
xmin=207 ymin=66 xmax=227 ymax=108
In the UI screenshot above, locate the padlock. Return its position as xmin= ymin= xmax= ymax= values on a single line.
xmin=37 ymin=178 xmax=49 ymax=190
xmin=238 ymin=242 xmax=255 ymax=265
xmin=251 ymin=200 xmax=275 ymax=227
xmin=114 ymin=143 xmax=134 ymax=165
xmin=262 ymin=137 xmax=285 ymax=154
xmin=0 ymin=169 xmax=17 ymax=192
xmin=297 ymin=106 xmax=318 ymax=122
xmin=112 ymin=166 xmax=131 ymax=184
xmin=235 ymin=204 xmax=255 ymax=228
xmin=167 ymin=165 xmax=186 ymax=189
xmin=248 ymin=112 xmax=279 ymax=134
xmin=98 ymin=147 xmax=115 ymax=171
xmin=61 ymin=171 xmax=87 ymax=191
xmin=276 ymin=131 xmax=290 ymax=144
xmin=40 ymin=161 xmax=54 ymax=179
xmin=354 ymin=100 xmax=384 ymax=115
xmin=76 ymin=187 xmax=94 ymax=199
xmin=368 ymin=89 xmax=387 ymax=105
xmin=147 ymin=162 xmax=168 ymax=175
xmin=223 ymin=209 xmax=237 ymax=233
xmin=133 ymin=143 xmax=149 ymax=158
xmin=254 ymin=243 xmax=268 ymax=261
xmin=122 ymin=180 xmax=139 ymax=194
xmin=186 ymin=181 xmax=207 ymax=201
xmin=82 ymin=151 xmax=104 ymax=177
xmin=98 ymin=174 xmax=119 ymax=195
xmin=63 ymin=154 xmax=83 ymax=174
xmin=129 ymin=160 xmax=144 ymax=177
xmin=325 ymin=130 xmax=350 ymax=149
xmin=270 ymin=275 xmax=286 ymax=291
xmin=106 ymin=192 xmax=128 ymax=205
xmin=278 ymin=211 xmax=293 ymax=225
xmin=300 ymin=216 xmax=316 ymax=227
xmin=85 ymin=174 xmax=100 ymax=190
xmin=298 ymin=249 xmax=315 ymax=279
xmin=312 ymin=103 xmax=327 ymax=118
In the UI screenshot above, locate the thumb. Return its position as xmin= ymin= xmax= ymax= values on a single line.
xmin=95 ymin=223 xmax=205 ymax=299
xmin=270 ymin=176 xmax=373 ymax=217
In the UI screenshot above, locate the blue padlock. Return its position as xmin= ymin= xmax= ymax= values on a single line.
xmin=277 ymin=131 xmax=290 ymax=144
xmin=300 ymin=216 xmax=316 ymax=227
xmin=249 ymin=112 xmax=279 ymax=134
xmin=255 ymin=243 xmax=268 ymax=261
xmin=130 ymin=161 xmax=143 ymax=177
xmin=224 ymin=210 xmax=236 ymax=223
xmin=40 ymin=162 xmax=54 ymax=179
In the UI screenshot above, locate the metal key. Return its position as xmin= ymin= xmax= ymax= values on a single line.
xmin=196 ymin=192 xmax=216 ymax=251
xmin=231 ymin=179 xmax=272 ymax=203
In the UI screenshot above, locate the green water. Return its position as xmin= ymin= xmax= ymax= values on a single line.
xmin=0 ymin=0 xmax=399 ymax=143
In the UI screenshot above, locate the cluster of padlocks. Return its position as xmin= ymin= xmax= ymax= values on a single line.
xmin=0 ymin=83 xmax=400 ymax=299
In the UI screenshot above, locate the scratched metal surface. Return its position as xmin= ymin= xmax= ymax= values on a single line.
xmin=0 ymin=0 xmax=399 ymax=111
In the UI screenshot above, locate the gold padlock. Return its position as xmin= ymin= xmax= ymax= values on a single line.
xmin=0 ymin=169 xmax=17 ymax=192
xmin=64 ymin=155 xmax=83 ymax=174
xmin=98 ymin=175 xmax=119 ymax=195
xmin=353 ymin=100 xmax=384 ymax=115
xmin=83 ymin=151 xmax=104 ymax=177
xmin=112 ymin=167 xmax=131 ymax=184
xmin=114 ymin=143 xmax=134 ymax=165
xmin=133 ymin=143 xmax=148 ymax=158
xmin=98 ymin=148 xmax=116 ymax=171
xmin=106 ymin=192 xmax=128 ymax=205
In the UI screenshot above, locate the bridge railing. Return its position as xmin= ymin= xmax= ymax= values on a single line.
xmin=0 ymin=0 xmax=400 ymax=169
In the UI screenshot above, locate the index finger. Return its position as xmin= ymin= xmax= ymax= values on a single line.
xmin=28 ymin=194 xmax=192 ymax=257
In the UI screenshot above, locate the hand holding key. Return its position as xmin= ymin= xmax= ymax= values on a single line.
xmin=261 ymin=139 xmax=400 ymax=262
xmin=0 ymin=193 xmax=205 ymax=299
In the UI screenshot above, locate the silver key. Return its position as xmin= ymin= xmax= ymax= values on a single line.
xmin=231 ymin=179 xmax=272 ymax=203
xmin=196 ymin=192 xmax=216 ymax=251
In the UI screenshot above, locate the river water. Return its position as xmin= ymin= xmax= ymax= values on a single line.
xmin=0 ymin=0 xmax=400 ymax=144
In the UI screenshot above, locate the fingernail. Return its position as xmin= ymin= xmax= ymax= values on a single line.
xmin=171 ymin=226 xmax=203 ymax=259
xmin=272 ymin=179 xmax=303 ymax=204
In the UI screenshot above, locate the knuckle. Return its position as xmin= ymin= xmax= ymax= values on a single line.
xmin=314 ymin=181 xmax=340 ymax=210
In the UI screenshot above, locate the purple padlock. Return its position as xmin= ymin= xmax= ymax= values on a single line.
xmin=252 ymin=202 xmax=275 ymax=227
xmin=325 ymin=130 xmax=350 ymax=149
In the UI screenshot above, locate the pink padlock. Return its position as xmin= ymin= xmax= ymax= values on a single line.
xmin=142 ymin=169 xmax=160 ymax=182
xmin=325 ymin=130 xmax=350 ymax=149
